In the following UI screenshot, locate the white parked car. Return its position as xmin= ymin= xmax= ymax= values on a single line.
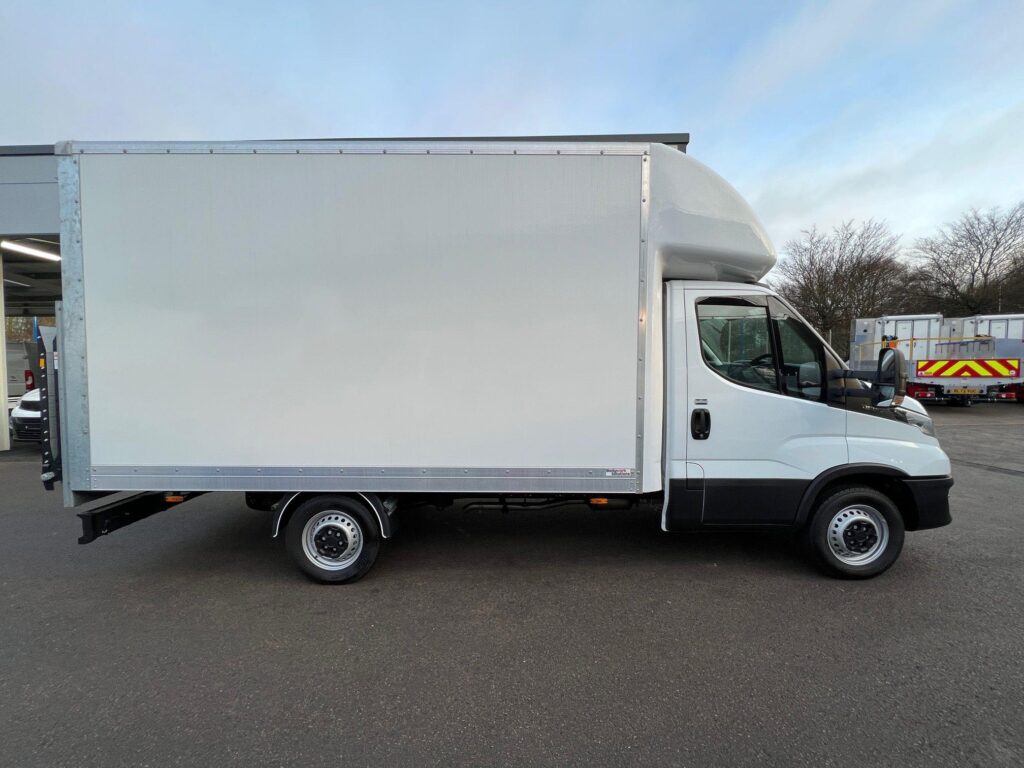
xmin=9 ymin=388 xmax=42 ymax=442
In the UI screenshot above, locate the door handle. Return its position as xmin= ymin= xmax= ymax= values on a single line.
xmin=691 ymin=408 xmax=711 ymax=440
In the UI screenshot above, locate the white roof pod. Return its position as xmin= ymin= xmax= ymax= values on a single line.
xmin=648 ymin=143 xmax=776 ymax=283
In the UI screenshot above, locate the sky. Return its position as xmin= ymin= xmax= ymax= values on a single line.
xmin=2 ymin=0 xmax=1023 ymax=254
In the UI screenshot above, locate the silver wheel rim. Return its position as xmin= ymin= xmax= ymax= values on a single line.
xmin=827 ymin=504 xmax=889 ymax=566
xmin=301 ymin=510 xmax=364 ymax=571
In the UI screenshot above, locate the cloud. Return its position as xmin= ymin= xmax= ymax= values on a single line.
xmin=719 ymin=0 xmax=881 ymax=114
xmin=752 ymin=99 xmax=1024 ymax=254
xmin=716 ymin=0 xmax=958 ymax=118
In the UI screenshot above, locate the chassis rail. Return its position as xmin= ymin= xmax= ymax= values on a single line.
xmin=78 ymin=492 xmax=202 ymax=544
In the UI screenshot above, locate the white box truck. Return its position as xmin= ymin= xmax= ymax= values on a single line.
xmin=38 ymin=135 xmax=952 ymax=582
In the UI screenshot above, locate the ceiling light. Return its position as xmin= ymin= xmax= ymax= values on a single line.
xmin=1 ymin=240 xmax=61 ymax=261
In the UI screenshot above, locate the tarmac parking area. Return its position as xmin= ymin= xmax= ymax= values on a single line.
xmin=1 ymin=404 xmax=1022 ymax=767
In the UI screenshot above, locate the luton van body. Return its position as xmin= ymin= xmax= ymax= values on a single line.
xmin=39 ymin=135 xmax=953 ymax=582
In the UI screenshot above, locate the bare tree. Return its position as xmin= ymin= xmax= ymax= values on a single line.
xmin=909 ymin=203 xmax=1024 ymax=315
xmin=774 ymin=220 xmax=907 ymax=355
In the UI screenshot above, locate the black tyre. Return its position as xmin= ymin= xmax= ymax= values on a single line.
xmin=804 ymin=485 xmax=905 ymax=579
xmin=285 ymin=495 xmax=381 ymax=583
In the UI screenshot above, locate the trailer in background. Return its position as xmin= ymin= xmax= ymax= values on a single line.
xmin=850 ymin=313 xmax=1024 ymax=405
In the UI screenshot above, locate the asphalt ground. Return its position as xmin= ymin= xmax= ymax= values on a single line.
xmin=1 ymin=405 xmax=1022 ymax=767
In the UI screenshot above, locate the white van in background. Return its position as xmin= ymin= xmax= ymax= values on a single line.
xmin=6 ymin=341 xmax=36 ymax=409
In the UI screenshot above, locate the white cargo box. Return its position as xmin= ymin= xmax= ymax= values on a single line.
xmin=54 ymin=139 xmax=774 ymax=500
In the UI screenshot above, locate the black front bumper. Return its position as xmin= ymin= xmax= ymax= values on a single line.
xmin=10 ymin=416 xmax=41 ymax=441
xmin=904 ymin=475 xmax=954 ymax=530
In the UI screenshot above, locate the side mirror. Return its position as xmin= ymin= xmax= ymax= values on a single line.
xmin=877 ymin=348 xmax=908 ymax=406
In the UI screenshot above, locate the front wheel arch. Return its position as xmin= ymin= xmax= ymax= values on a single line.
xmin=796 ymin=465 xmax=919 ymax=531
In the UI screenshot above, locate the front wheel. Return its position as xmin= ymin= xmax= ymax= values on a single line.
xmin=805 ymin=486 xmax=905 ymax=579
xmin=285 ymin=495 xmax=381 ymax=583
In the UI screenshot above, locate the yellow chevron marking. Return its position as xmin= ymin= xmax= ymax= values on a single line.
xmin=987 ymin=360 xmax=1011 ymax=376
xmin=964 ymin=361 xmax=990 ymax=376
xmin=941 ymin=361 xmax=966 ymax=377
xmin=923 ymin=360 xmax=947 ymax=375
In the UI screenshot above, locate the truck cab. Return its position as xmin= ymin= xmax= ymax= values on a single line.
xmin=663 ymin=281 xmax=952 ymax=577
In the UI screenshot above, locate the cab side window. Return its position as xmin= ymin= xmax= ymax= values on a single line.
xmin=768 ymin=298 xmax=825 ymax=401
xmin=696 ymin=298 xmax=779 ymax=392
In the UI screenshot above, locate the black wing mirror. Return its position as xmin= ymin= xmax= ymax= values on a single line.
xmin=877 ymin=348 xmax=908 ymax=407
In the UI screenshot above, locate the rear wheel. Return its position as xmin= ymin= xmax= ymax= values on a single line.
xmin=285 ymin=495 xmax=380 ymax=583
xmin=805 ymin=486 xmax=905 ymax=579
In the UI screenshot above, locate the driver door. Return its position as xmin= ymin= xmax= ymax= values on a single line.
xmin=665 ymin=285 xmax=847 ymax=528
